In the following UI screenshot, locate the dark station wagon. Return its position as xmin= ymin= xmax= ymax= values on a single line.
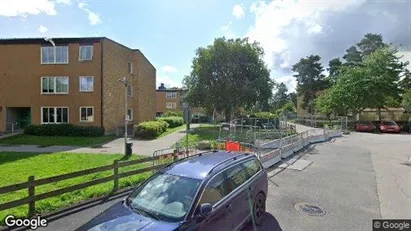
xmin=78 ymin=151 xmax=268 ymax=231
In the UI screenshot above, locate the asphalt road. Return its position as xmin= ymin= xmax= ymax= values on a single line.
xmin=4 ymin=132 xmax=410 ymax=231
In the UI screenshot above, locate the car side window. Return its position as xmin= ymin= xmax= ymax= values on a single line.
xmin=224 ymin=164 xmax=248 ymax=194
xmin=242 ymin=159 xmax=261 ymax=178
xmin=199 ymin=173 xmax=228 ymax=206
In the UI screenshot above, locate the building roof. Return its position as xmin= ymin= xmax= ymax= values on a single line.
xmin=161 ymin=151 xmax=252 ymax=180
xmin=362 ymin=107 xmax=405 ymax=112
xmin=156 ymin=88 xmax=185 ymax=92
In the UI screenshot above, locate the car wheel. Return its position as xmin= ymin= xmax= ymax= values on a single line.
xmin=253 ymin=193 xmax=266 ymax=226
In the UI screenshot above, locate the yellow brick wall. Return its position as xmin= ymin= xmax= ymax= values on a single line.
xmin=135 ymin=50 xmax=156 ymax=122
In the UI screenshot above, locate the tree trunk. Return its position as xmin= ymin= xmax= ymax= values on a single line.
xmin=377 ymin=108 xmax=382 ymax=121
xmin=225 ymin=109 xmax=232 ymax=122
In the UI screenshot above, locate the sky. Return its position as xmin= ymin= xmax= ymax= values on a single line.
xmin=1 ymin=0 xmax=411 ymax=93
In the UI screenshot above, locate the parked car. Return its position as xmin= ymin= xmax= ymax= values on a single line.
xmin=379 ymin=121 xmax=401 ymax=133
xmin=220 ymin=123 xmax=236 ymax=131
xmin=78 ymin=151 xmax=268 ymax=231
xmin=355 ymin=121 xmax=375 ymax=132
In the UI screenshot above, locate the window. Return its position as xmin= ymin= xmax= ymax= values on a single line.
xmin=242 ymin=159 xmax=262 ymax=178
xmin=199 ymin=173 xmax=229 ymax=206
xmin=224 ymin=164 xmax=248 ymax=194
xmin=127 ymin=85 xmax=133 ymax=97
xmin=80 ymin=107 xmax=94 ymax=122
xmin=41 ymin=46 xmax=69 ymax=64
xmin=79 ymin=76 xmax=94 ymax=92
xmin=166 ymin=92 xmax=177 ymax=99
xmin=128 ymin=61 xmax=133 ymax=73
xmin=127 ymin=172 xmax=201 ymax=223
xmin=79 ymin=45 xmax=93 ymax=61
xmin=42 ymin=107 xmax=68 ymax=124
xmin=127 ymin=108 xmax=133 ymax=121
xmin=166 ymin=102 xmax=176 ymax=109
xmin=41 ymin=77 xmax=69 ymax=94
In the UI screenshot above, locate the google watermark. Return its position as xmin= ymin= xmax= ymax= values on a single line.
xmin=4 ymin=215 xmax=48 ymax=230
xmin=373 ymin=219 xmax=411 ymax=231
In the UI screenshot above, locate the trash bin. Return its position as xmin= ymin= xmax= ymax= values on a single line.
xmin=126 ymin=143 xmax=133 ymax=155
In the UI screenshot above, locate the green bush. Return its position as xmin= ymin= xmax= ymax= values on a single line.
xmin=134 ymin=121 xmax=168 ymax=139
xmin=251 ymin=112 xmax=277 ymax=119
xmin=24 ymin=124 xmax=104 ymax=137
xmin=162 ymin=111 xmax=183 ymax=117
xmin=157 ymin=116 xmax=185 ymax=128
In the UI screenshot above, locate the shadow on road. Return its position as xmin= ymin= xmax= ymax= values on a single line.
xmin=242 ymin=212 xmax=282 ymax=231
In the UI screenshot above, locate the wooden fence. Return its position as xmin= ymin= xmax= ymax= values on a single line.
xmin=0 ymin=155 xmax=168 ymax=218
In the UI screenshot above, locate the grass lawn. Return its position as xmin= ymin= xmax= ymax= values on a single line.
xmin=158 ymin=124 xmax=186 ymax=138
xmin=0 ymin=152 xmax=152 ymax=224
xmin=0 ymin=134 xmax=116 ymax=147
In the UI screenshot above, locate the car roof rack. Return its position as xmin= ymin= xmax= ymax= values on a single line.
xmin=206 ymin=152 xmax=251 ymax=176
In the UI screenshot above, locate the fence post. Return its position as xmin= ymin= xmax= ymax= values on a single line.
xmin=113 ymin=160 xmax=119 ymax=192
xmin=28 ymin=176 xmax=35 ymax=217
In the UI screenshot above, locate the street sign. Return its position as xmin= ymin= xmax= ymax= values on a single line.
xmin=182 ymin=103 xmax=189 ymax=109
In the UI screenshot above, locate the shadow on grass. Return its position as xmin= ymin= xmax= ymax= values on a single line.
xmin=117 ymin=154 xmax=133 ymax=162
xmin=0 ymin=152 xmax=51 ymax=166
xmin=242 ymin=212 xmax=283 ymax=231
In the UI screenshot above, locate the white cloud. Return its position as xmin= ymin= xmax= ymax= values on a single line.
xmin=220 ymin=21 xmax=236 ymax=39
xmin=275 ymin=75 xmax=297 ymax=93
xmin=56 ymin=0 xmax=71 ymax=4
xmin=162 ymin=65 xmax=178 ymax=73
xmin=78 ymin=2 xmax=102 ymax=25
xmin=38 ymin=25 xmax=48 ymax=33
xmin=232 ymin=4 xmax=244 ymax=19
xmin=0 ymin=0 xmax=57 ymax=17
xmin=157 ymin=75 xmax=182 ymax=88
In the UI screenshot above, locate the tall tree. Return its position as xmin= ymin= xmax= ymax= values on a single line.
xmin=327 ymin=58 xmax=343 ymax=85
xmin=402 ymin=90 xmax=411 ymax=113
xmin=184 ymin=37 xmax=273 ymax=121
xmin=342 ymin=46 xmax=362 ymax=66
xmin=288 ymin=92 xmax=297 ymax=108
xmin=270 ymin=82 xmax=289 ymax=110
xmin=398 ymin=69 xmax=411 ymax=91
xmin=292 ymin=55 xmax=327 ymax=114
xmin=357 ymin=33 xmax=386 ymax=57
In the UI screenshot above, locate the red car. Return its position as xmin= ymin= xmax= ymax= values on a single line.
xmin=379 ymin=121 xmax=401 ymax=133
xmin=355 ymin=122 xmax=375 ymax=132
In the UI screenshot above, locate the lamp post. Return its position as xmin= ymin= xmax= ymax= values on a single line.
xmin=119 ymin=77 xmax=130 ymax=155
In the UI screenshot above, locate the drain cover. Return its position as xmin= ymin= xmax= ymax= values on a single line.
xmin=295 ymin=203 xmax=326 ymax=217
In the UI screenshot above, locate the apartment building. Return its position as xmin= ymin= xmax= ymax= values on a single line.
xmin=156 ymin=83 xmax=184 ymax=116
xmin=0 ymin=37 xmax=156 ymax=134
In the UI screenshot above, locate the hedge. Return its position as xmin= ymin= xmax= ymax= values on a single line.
xmin=134 ymin=121 xmax=168 ymax=139
xmin=162 ymin=111 xmax=183 ymax=117
xmin=24 ymin=124 xmax=105 ymax=137
xmin=250 ymin=112 xmax=278 ymax=119
xmin=157 ymin=116 xmax=184 ymax=128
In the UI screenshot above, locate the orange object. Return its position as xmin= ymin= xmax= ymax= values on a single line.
xmin=226 ymin=141 xmax=241 ymax=151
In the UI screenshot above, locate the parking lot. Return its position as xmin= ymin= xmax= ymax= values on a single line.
xmin=16 ymin=132 xmax=411 ymax=231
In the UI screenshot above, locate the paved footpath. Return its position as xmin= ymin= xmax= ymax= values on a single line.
xmin=0 ymin=124 xmax=199 ymax=156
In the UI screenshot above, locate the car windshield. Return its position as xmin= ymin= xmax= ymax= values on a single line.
xmin=126 ymin=172 xmax=201 ymax=223
xmin=382 ymin=121 xmax=396 ymax=126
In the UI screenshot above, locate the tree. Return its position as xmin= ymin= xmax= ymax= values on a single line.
xmin=398 ymin=69 xmax=411 ymax=91
xmin=402 ymin=90 xmax=411 ymax=112
xmin=357 ymin=33 xmax=386 ymax=57
xmin=327 ymin=58 xmax=343 ymax=85
xmin=292 ymin=55 xmax=327 ymax=114
xmin=270 ymin=82 xmax=289 ymax=110
xmin=288 ymin=92 xmax=297 ymax=108
xmin=183 ymin=37 xmax=273 ymax=121
xmin=342 ymin=46 xmax=362 ymax=66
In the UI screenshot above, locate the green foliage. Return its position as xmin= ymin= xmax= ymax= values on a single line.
xmin=270 ymin=82 xmax=289 ymax=110
xmin=157 ymin=116 xmax=185 ymax=128
xmin=24 ymin=124 xmax=104 ymax=137
xmin=402 ymin=89 xmax=411 ymax=112
xmin=292 ymin=54 xmax=328 ymax=114
xmin=342 ymin=46 xmax=362 ymax=66
xmin=162 ymin=110 xmax=183 ymax=117
xmin=327 ymin=58 xmax=343 ymax=85
xmin=275 ymin=101 xmax=295 ymax=116
xmin=251 ymin=111 xmax=278 ymax=119
xmin=183 ymin=37 xmax=274 ymax=121
xmin=133 ymin=121 xmax=168 ymax=139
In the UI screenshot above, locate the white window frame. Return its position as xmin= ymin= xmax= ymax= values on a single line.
xmin=166 ymin=92 xmax=177 ymax=99
xmin=41 ymin=46 xmax=69 ymax=64
xmin=166 ymin=102 xmax=177 ymax=109
xmin=128 ymin=61 xmax=133 ymax=74
xmin=79 ymin=76 xmax=94 ymax=92
xmin=127 ymin=85 xmax=133 ymax=97
xmin=79 ymin=106 xmax=94 ymax=122
xmin=79 ymin=45 xmax=94 ymax=61
xmin=41 ymin=76 xmax=69 ymax=94
xmin=41 ymin=107 xmax=69 ymax=124
xmin=127 ymin=108 xmax=133 ymax=121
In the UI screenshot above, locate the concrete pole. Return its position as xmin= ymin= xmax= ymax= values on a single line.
xmin=124 ymin=84 xmax=128 ymax=154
